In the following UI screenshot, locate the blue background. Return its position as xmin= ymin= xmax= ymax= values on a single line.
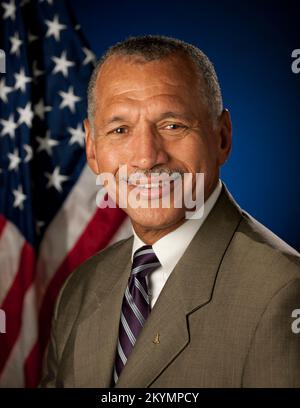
xmin=71 ymin=0 xmax=300 ymax=250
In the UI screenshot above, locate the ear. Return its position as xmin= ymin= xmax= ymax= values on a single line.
xmin=84 ymin=118 xmax=100 ymax=174
xmin=216 ymin=109 xmax=232 ymax=166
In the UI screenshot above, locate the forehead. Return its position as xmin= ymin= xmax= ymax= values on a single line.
xmin=95 ymin=54 xmax=202 ymax=108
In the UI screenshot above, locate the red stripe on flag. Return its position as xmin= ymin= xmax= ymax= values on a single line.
xmin=0 ymin=241 xmax=35 ymax=375
xmin=24 ymin=206 xmax=127 ymax=387
xmin=24 ymin=339 xmax=41 ymax=389
xmin=0 ymin=215 xmax=6 ymax=239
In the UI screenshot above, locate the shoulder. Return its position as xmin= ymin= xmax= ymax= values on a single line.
xmin=225 ymin=208 xmax=300 ymax=295
xmin=53 ymin=236 xmax=133 ymax=320
xmin=238 ymin=210 xmax=300 ymax=268
xmin=218 ymin=183 xmax=300 ymax=280
xmin=214 ymin=184 xmax=300 ymax=313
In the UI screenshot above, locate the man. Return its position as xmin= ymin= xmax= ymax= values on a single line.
xmin=41 ymin=35 xmax=300 ymax=387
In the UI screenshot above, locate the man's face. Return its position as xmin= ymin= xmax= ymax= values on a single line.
xmin=85 ymin=54 xmax=231 ymax=233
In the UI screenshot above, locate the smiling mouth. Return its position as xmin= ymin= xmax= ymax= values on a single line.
xmin=127 ymin=172 xmax=182 ymax=187
xmin=125 ymin=173 xmax=182 ymax=200
xmin=128 ymin=180 xmax=175 ymax=188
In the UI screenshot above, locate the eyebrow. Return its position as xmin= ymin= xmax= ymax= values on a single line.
xmin=105 ymin=111 xmax=192 ymax=126
xmin=157 ymin=111 xmax=191 ymax=121
xmin=105 ymin=116 xmax=126 ymax=125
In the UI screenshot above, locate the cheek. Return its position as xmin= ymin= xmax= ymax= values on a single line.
xmin=95 ymin=143 xmax=120 ymax=174
xmin=169 ymin=136 xmax=209 ymax=173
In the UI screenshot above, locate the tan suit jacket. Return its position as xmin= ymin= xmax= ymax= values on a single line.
xmin=41 ymin=185 xmax=300 ymax=387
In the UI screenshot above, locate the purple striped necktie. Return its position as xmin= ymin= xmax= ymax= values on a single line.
xmin=113 ymin=245 xmax=161 ymax=384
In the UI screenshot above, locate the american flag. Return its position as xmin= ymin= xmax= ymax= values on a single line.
xmin=0 ymin=0 xmax=131 ymax=387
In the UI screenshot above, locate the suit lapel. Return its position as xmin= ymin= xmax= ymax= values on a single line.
xmin=115 ymin=185 xmax=242 ymax=387
xmin=73 ymin=240 xmax=133 ymax=388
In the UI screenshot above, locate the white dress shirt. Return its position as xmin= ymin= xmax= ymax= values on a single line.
xmin=132 ymin=179 xmax=222 ymax=308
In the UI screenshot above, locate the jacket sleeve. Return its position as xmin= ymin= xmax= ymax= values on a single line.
xmin=39 ymin=319 xmax=59 ymax=388
xmin=39 ymin=280 xmax=67 ymax=388
xmin=242 ymin=278 xmax=300 ymax=387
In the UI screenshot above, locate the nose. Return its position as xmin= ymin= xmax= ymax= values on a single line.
xmin=130 ymin=123 xmax=168 ymax=170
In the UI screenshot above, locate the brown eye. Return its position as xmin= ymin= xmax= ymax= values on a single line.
xmin=110 ymin=127 xmax=128 ymax=135
xmin=164 ymin=123 xmax=188 ymax=131
xmin=166 ymin=124 xmax=181 ymax=130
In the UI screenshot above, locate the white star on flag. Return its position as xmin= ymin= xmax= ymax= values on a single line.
xmin=23 ymin=144 xmax=33 ymax=163
xmin=17 ymin=102 xmax=34 ymax=128
xmin=45 ymin=166 xmax=69 ymax=192
xmin=36 ymin=131 xmax=59 ymax=156
xmin=68 ymin=124 xmax=85 ymax=147
xmin=12 ymin=185 xmax=27 ymax=210
xmin=10 ymin=32 xmax=23 ymax=56
xmin=2 ymin=0 xmax=16 ymax=21
xmin=82 ymin=47 xmax=96 ymax=66
xmin=8 ymin=148 xmax=21 ymax=171
xmin=52 ymin=50 xmax=75 ymax=77
xmin=45 ymin=14 xmax=67 ymax=41
xmin=0 ymin=114 xmax=17 ymax=138
xmin=34 ymin=99 xmax=52 ymax=120
xmin=14 ymin=68 xmax=32 ymax=93
xmin=0 ymin=78 xmax=13 ymax=103
xmin=58 ymin=86 xmax=81 ymax=113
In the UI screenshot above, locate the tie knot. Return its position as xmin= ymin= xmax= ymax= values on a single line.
xmin=131 ymin=245 xmax=161 ymax=278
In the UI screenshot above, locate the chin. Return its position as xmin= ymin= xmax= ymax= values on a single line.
xmin=126 ymin=206 xmax=186 ymax=231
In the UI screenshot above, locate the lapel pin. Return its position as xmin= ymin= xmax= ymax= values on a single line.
xmin=153 ymin=332 xmax=160 ymax=344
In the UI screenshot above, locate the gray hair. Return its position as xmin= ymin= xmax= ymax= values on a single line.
xmin=87 ymin=35 xmax=223 ymax=128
